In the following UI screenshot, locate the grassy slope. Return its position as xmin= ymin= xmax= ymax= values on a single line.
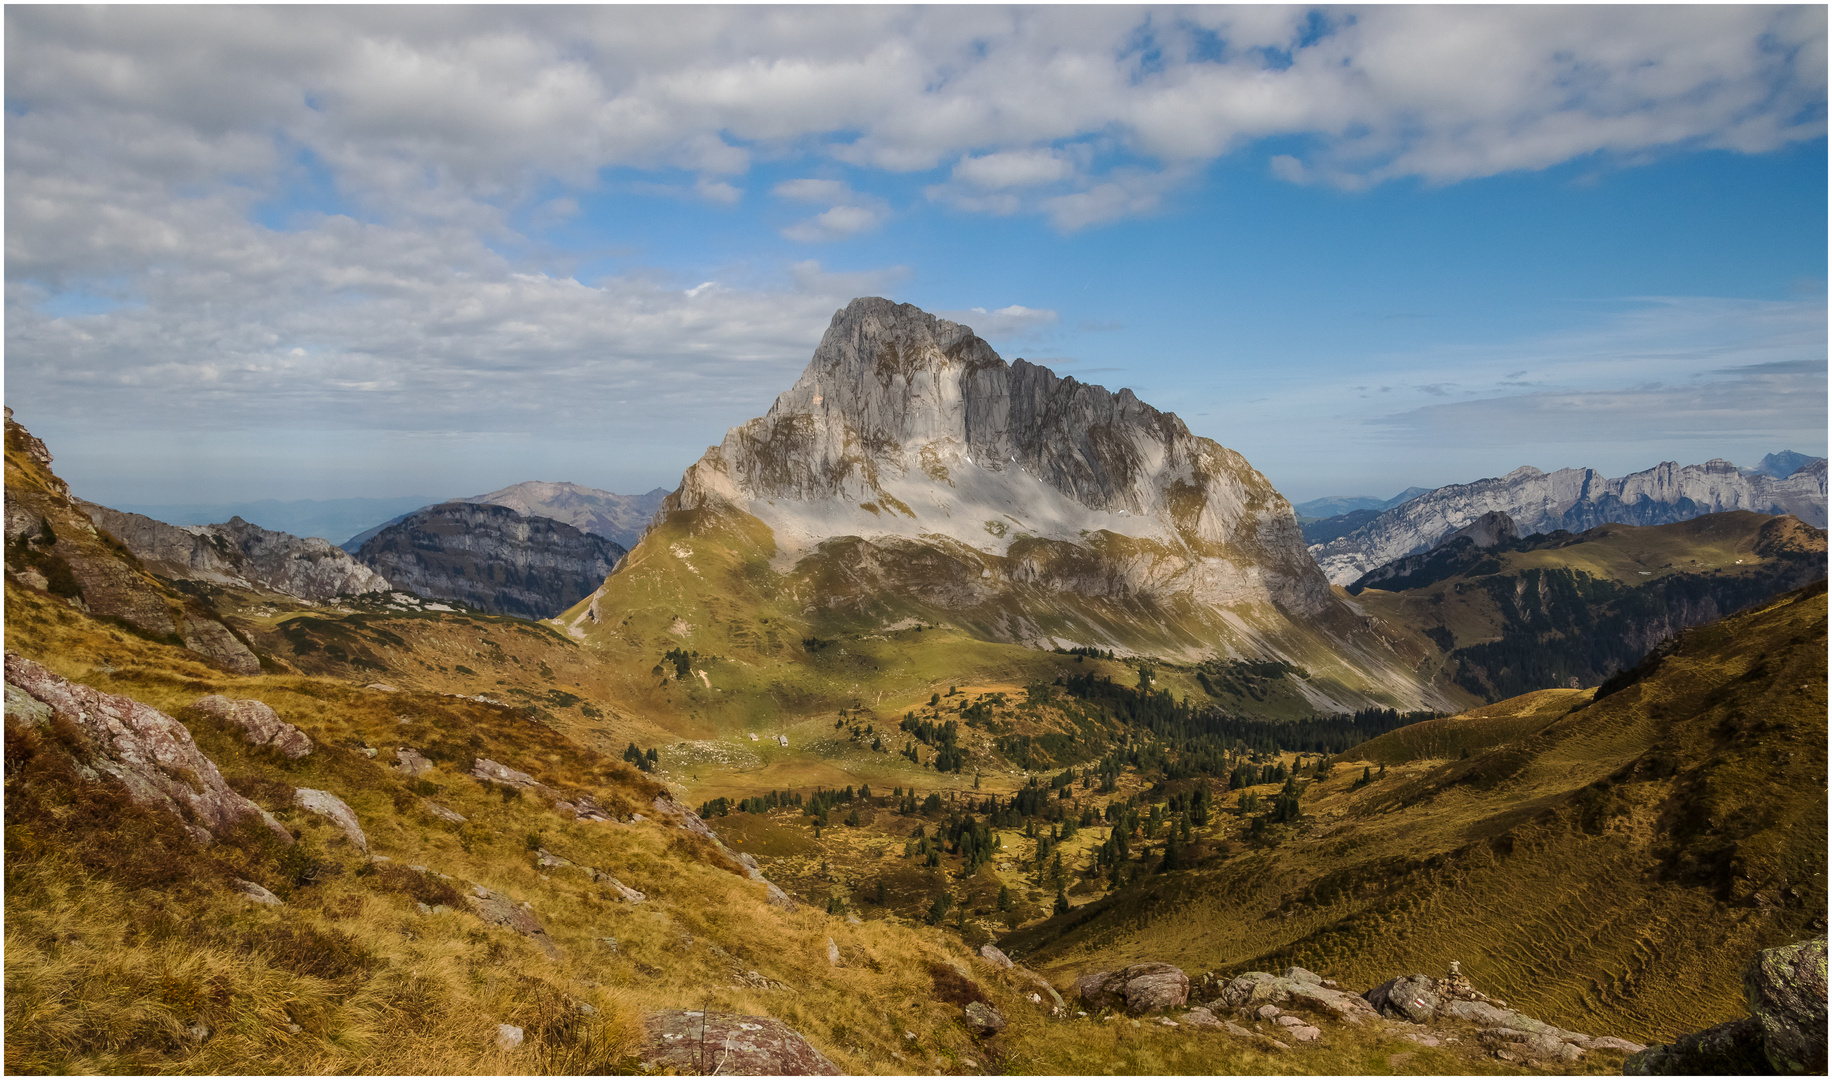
xmin=1002 ymin=583 xmax=1827 ymax=1046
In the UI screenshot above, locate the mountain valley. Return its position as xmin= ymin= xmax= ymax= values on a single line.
xmin=4 ymin=300 xmax=1825 ymax=1077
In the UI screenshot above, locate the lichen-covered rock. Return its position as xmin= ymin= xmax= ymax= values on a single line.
xmin=640 ymin=1011 xmax=840 ymax=1075
xmin=294 ymin=788 xmax=367 ymax=852
xmin=1365 ymin=974 xmax=1439 ymax=1023
xmin=1746 ymin=935 xmax=1828 ymax=1074
xmin=4 ymin=653 xmax=288 ymax=846
xmin=1076 ymin=963 xmax=1189 ymax=1014
xmin=963 ymin=1001 xmax=1006 ymax=1035
xmin=233 ymin=878 xmax=283 ymax=905
xmin=1479 ymin=1026 xmax=1583 ymax=1064
xmin=192 ymin=694 xmax=313 ymax=758
xmin=394 ymin=747 xmax=433 ymax=776
xmin=465 ymin=883 xmax=561 ymax=960
xmin=979 ymin=943 xmax=1014 ymax=969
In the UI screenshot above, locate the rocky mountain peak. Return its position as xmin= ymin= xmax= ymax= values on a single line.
xmin=670 ymin=296 xmax=1330 ymax=618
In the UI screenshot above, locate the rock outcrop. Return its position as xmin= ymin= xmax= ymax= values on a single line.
xmin=190 ymin=694 xmax=313 ymax=758
xmin=294 ymin=788 xmax=368 ymax=852
xmin=1627 ymin=936 xmax=1827 ymax=1075
xmin=1313 ymin=458 xmax=1829 ymax=585
xmin=77 ymin=502 xmax=391 ymax=601
xmin=355 ymin=502 xmax=624 ymax=619
xmin=464 ymin=481 xmax=668 ymax=551
xmin=640 ymin=1011 xmax=840 ymax=1075
xmin=3 ymin=653 xmax=288 ymax=846
xmin=1075 ymin=962 xmax=1190 ymax=1014
xmin=5 ymin=410 xmax=260 ymax=675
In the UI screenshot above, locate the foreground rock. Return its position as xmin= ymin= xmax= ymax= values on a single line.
xmin=1627 ymin=936 xmax=1827 ymax=1075
xmin=640 ymin=1011 xmax=839 ymax=1075
xmin=1076 ymin=963 xmax=1189 ymax=1014
xmin=465 ymin=882 xmax=561 ymax=960
xmin=1189 ymin=960 xmax=1643 ymax=1067
xmin=4 ymin=653 xmax=288 ymax=845
xmin=190 ymin=694 xmax=313 ymax=758
xmin=294 ymin=788 xmax=368 ymax=852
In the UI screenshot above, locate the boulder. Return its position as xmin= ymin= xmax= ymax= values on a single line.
xmin=1076 ymin=963 xmax=1189 ymax=1014
xmin=963 ymin=1001 xmax=1006 ymax=1035
xmin=423 ymin=801 xmax=466 ymax=824
xmin=4 ymin=653 xmax=290 ymax=846
xmin=825 ymin=937 xmax=840 ymax=967
xmin=233 ymin=878 xmax=283 ymax=905
xmin=640 ymin=1011 xmax=840 ymax=1075
xmin=1746 ymin=935 xmax=1828 ymax=1074
xmin=294 ymin=788 xmax=368 ymax=852
xmin=465 ymin=883 xmax=561 ymax=959
xmin=979 ymin=943 xmax=1014 ymax=969
xmin=394 ymin=747 xmax=434 ymax=776
xmin=1182 ymin=1007 xmax=1224 ymax=1029
xmin=191 ymin=695 xmax=313 ymax=758
xmin=1365 ymin=974 xmax=1439 ymax=1023
xmin=495 ymin=1024 xmax=524 ymax=1051
xmin=1281 ymin=966 xmax=1323 ymax=986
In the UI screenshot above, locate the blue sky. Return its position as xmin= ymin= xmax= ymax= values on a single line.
xmin=6 ymin=6 xmax=1826 ymax=511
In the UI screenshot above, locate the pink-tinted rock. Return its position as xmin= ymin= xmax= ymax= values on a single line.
xmin=5 ymin=653 xmax=288 ymax=845
xmin=294 ymin=788 xmax=367 ymax=852
xmin=192 ymin=694 xmax=313 ymax=758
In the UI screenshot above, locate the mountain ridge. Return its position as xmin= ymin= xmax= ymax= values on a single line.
xmin=1311 ymin=457 xmax=1828 ymax=586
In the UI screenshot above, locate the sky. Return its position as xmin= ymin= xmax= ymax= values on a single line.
xmin=5 ymin=5 xmax=1827 ymax=510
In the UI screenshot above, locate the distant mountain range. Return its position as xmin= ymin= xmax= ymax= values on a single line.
xmin=1309 ymin=456 xmax=1828 ymax=586
xmin=108 ymin=496 xmax=443 ymax=547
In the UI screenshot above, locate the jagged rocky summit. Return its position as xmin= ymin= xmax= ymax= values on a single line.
xmin=657 ymin=297 xmax=1446 ymax=709
xmin=355 ymin=502 xmax=625 ymax=620
xmin=1312 ymin=458 xmax=1829 ymax=586
xmin=78 ymin=502 xmax=390 ymax=602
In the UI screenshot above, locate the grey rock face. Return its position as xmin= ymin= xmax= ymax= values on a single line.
xmin=355 ymin=502 xmax=624 ymax=619
xmin=4 ymin=653 xmax=289 ymax=846
xmin=191 ymin=694 xmax=313 ymax=758
xmin=1215 ymin=971 xmax=1377 ymax=1025
xmin=640 ymin=1011 xmax=840 ymax=1075
xmin=465 ymin=882 xmax=561 ymax=960
xmin=79 ymin=502 xmax=391 ymax=601
xmin=1313 ymin=458 xmax=1829 ymax=585
xmin=979 ymin=943 xmax=1015 ymax=969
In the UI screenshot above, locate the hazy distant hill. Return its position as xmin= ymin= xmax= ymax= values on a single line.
xmin=1746 ymin=449 xmax=1825 ymax=480
xmin=1294 ymin=487 xmax=1429 ymax=520
xmin=342 ymin=482 xmax=667 ymax=551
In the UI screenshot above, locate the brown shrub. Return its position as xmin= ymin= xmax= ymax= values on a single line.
xmin=358 ymin=861 xmax=466 ymax=909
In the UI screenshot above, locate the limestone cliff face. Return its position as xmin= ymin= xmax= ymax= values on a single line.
xmin=1312 ymin=459 xmax=1829 ymax=586
xmin=78 ymin=502 xmax=391 ymax=602
xmin=671 ymin=297 xmax=1332 ymax=619
xmin=356 ymin=502 xmax=625 ymax=620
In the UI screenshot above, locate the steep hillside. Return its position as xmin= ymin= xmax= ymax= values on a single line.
xmin=1346 ymin=511 xmax=1827 ymax=701
xmin=563 ymin=298 xmax=1454 ymax=726
xmin=4 ymin=409 xmax=260 ymax=675
xmin=356 ymin=503 xmax=625 ymax=620
xmin=77 ymin=502 xmax=391 ymax=602
xmin=1312 ymin=457 xmax=1828 ymax=585
xmin=1002 ymin=582 xmax=1828 ymax=1046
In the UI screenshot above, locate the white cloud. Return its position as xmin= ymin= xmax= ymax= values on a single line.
xmin=772 ymin=179 xmax=888 ymax=242
xmin=936 ymin=304 xmax=1060 ymax=340
xmin=951 ymin=149 xmax=1075 ymax=190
